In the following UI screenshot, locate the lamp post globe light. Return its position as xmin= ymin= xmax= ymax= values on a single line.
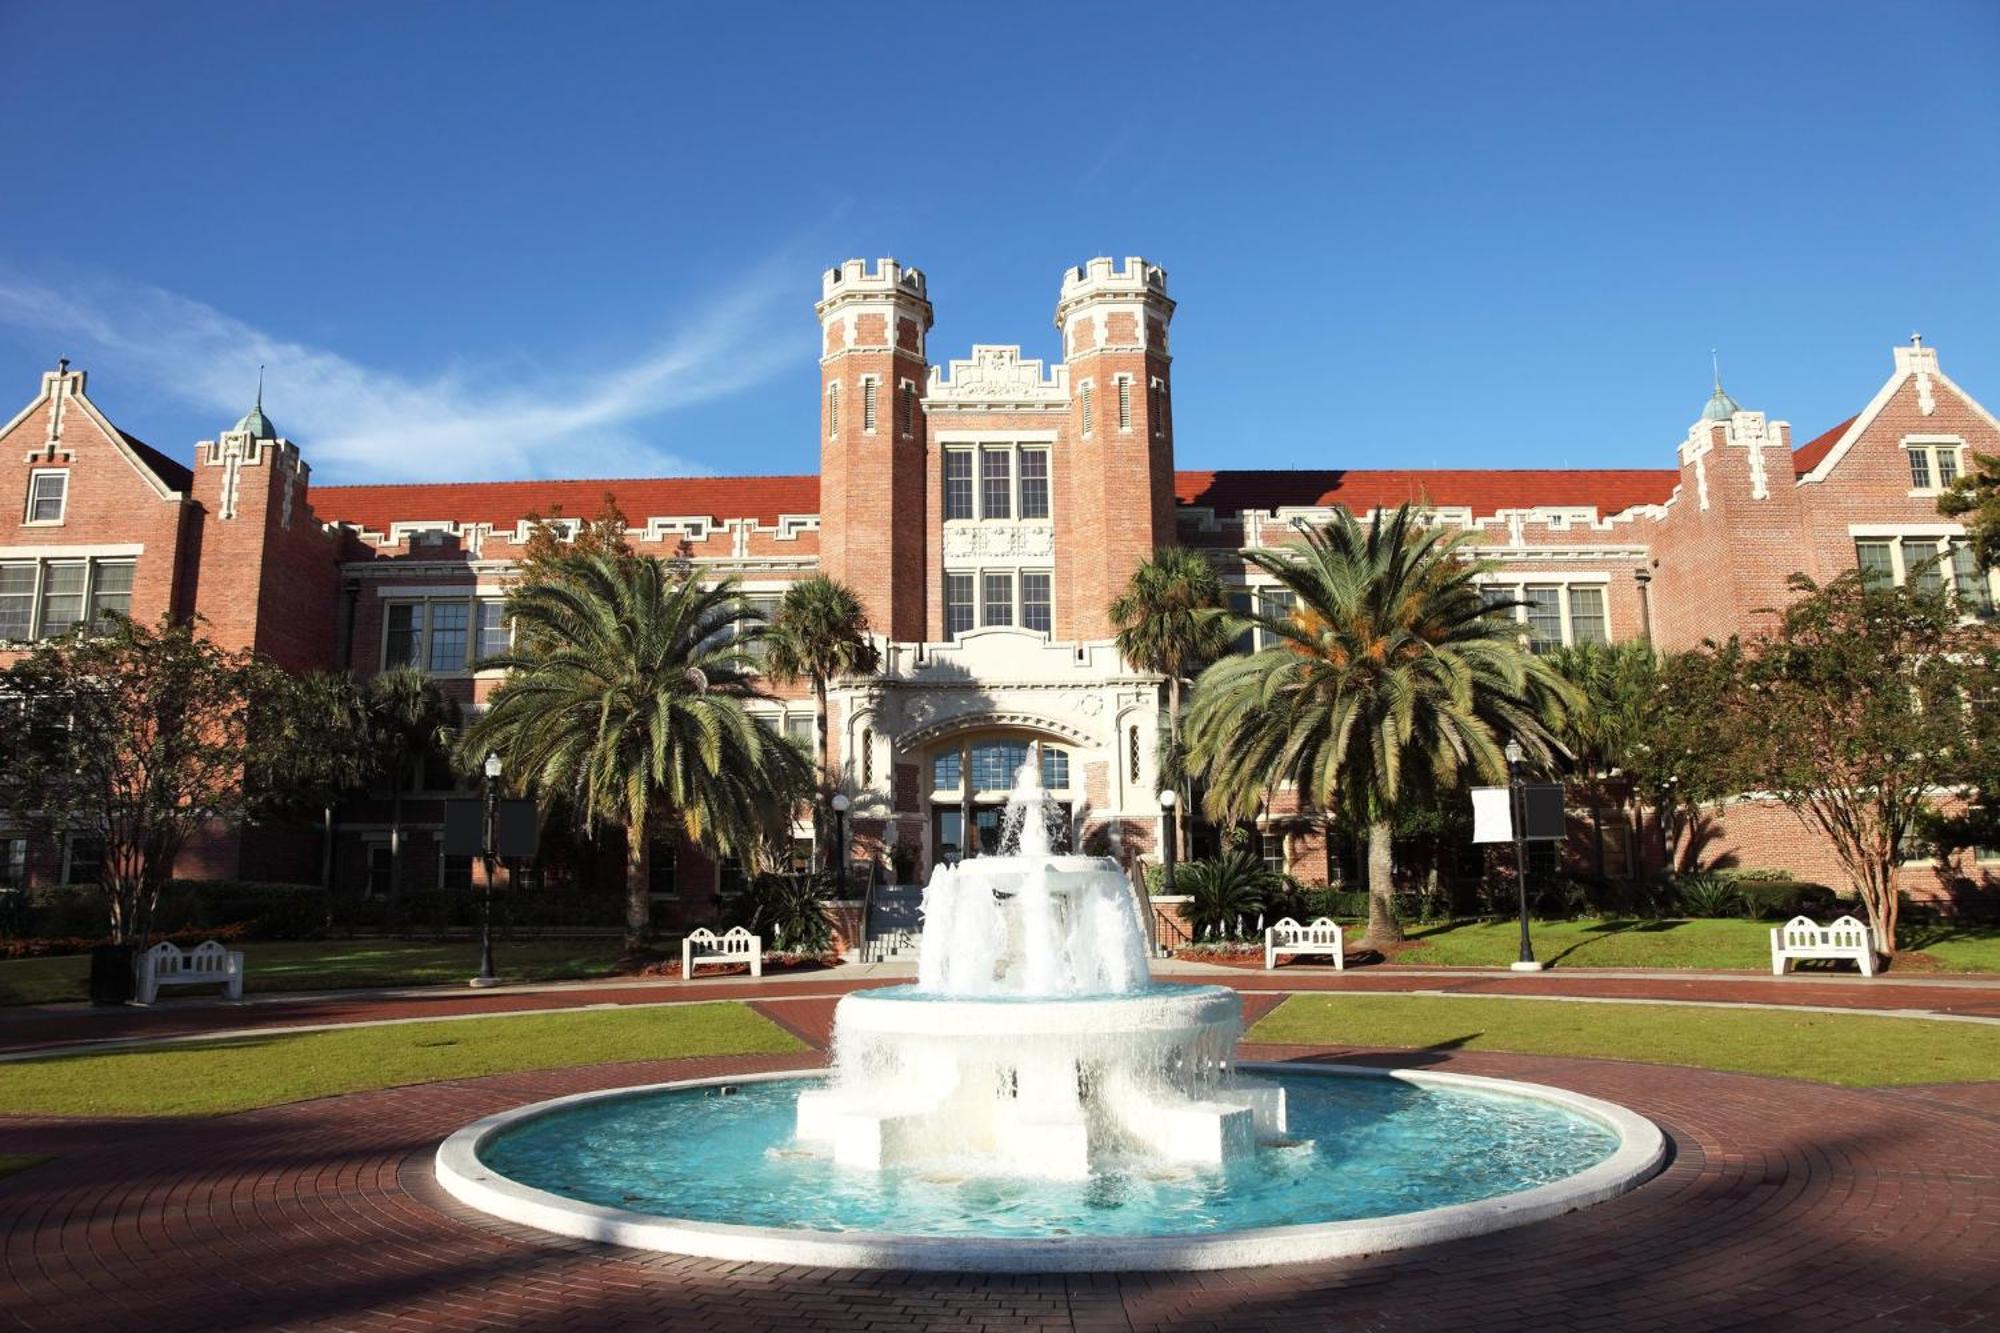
xmin=1503 ymin=739 xmax=1540 ymax=973
xmin=1158 ymin=788 xmax=1178 ymax=898
xmin=831 ymin=792 xmax=851 ymax=902
xmin=471 ymin=752 xmax=503 ymax=989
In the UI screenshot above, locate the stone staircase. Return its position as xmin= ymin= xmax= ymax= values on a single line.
xmin=860 ymin=884 xmax=926 ymax=962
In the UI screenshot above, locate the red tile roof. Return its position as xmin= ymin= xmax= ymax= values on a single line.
xmin=1173 ymin=469 xmax=1676 ymax=517
xmin=1791 ymin=416 xmax=1857 ymax=476
xmin=311 ymin=475 xmax=822 ymax=533
xmin=309 ymin=466 xmax=1685 ymax=535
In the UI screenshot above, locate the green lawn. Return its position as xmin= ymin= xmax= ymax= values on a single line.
xmin=1249 ymin=993 xmax=2000 ymax=1087
xmin=0 ymin=1002 xmax=802 ymax=1117
xmin=1388 ymin=917 xmax=2000 ymax=973
xmin=0 ymin=938 xmax=631 ymax=1007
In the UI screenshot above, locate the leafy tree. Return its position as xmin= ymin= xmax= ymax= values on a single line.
xmin=1176 ymin=847 xmax=1285 ymax=941
xmin=1938 ymin=447 xmax=2000 ymax=569
xmin=763 ymin=576 xmax=881 ymax=869
xmin=1730 ymin=572 xmax=1996 ymax=954
xmin=1626 ymin=645 xmax=1750 ymax=872
xmin=1184 ymin=504 xmax=1576 ymax=947
xmin=0 ymin=616 xmax=286 ymax=945
xmin=1109 ymin=547 xmax=1231 ymax=860
xmin=248 ymin=670 xmax=378 ymax=894
xmin=363 ymin=666 xmax=462 ymax=906
xmin=464 ymin=553 xmax=813 ymax=947
xmin=1545 ymin=641 xmax=1659 ymax=880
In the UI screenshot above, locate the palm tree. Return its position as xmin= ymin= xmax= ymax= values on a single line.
xmin=364 ymin=665 xmax=461 ymax=908
xmin=464 ymin=553 xmax=813 ymax=947
xmin=1109 ymin=548 xmax=1232 ymax=859
xmin=1177 ymin=846 xmax=1288 ymax=941
xmin=250 ymin=670 xmax=375 ymax=901
xmin=763 ymin=576 xmax=881 ymax=870
xmin=1544 ymin=641 xmax=1657 ymax=883
xmin=1184 ymin=504 xmax=1577 ymax=947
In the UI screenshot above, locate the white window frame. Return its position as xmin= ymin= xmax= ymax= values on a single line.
xmin=381 ymin=591 xmax=513 ymax=676
xmin=825 ymin=382 xmax=839 ymax=439
xmin=1472 ymin=574 xmax=1618 ymax=651
xmin=0 ymin=555 xmax=137 ymax=643
xmin=1851 ymin=529 xmax=1998 ymax=614
xmin=1079 ymin=380 xmax=1094 ymax=438
xmin=24 ymin=470 xmax=68 ymax=525
xmin=939 ymin=441 xmax=1055 ymax=525
xmin=860 ymin=376 xmax=879 ymax=434
xmin=898 ymin=376 xmax=918 ymax=438
xmin=1903 ymin=436 xmax=1966 ymax=497
xmin=1114 ymin=375 xmax=1134 ymax=432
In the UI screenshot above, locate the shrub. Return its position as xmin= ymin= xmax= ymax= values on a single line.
xmin=1729 ymin=879 xmax=1840 ymax=921
xmin=1177 ymin=849 xmax=1284 ymax=941
xmin=1674 ymin=873 xmax=1743 ymax=918
xmin=155 ymin=881 xmax=327 ymax=938
xmin=739 ymin=871 xmax=835 ymax=954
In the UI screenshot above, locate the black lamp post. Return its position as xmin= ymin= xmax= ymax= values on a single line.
xmin=1158 ymin=788 xmax=1178 ymax=895
xmin=471 ymin=751 xmax=502 ymax=988
xmin=1506 ymin=739 xmax=1537 ymax=971
xmin=831 ymin=792 xmax=851 ymax=901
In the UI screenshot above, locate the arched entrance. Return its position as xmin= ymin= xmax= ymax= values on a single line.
xmin=921 ymin=728 xmax=1078 ymax=869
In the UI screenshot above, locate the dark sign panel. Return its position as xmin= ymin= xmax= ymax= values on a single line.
xmin=1522 ymin=784 xmax=1567 ymax=842
xmin=442 ymin=799 xmax=541 ymax=862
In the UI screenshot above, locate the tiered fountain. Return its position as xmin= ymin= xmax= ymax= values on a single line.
xmin=795 ymin=763 xmax=1283 ymax=1177
xmin=437 ymin=761 xmax=1665 ymax=1272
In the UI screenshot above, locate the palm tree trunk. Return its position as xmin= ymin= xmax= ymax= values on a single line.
xmin=1168 ymin=676 xmax=1189 ymax=862
xmin=388 ymin=782 xmax=403 ymax=911
xmin=624 ymin=823 xmax=649 ymax=950
xmin=1365 ymin=818 xmax=1403 ymax=946
xmin=814 ymin=676 xmax=832 ymax=872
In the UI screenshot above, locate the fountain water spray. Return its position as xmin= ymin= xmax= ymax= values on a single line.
xmin=796 ymin=761 xmax=1285 ymax=1179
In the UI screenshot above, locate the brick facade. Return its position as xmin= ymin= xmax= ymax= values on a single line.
xmin=4 ymin=264 xmax=1997 ymax=914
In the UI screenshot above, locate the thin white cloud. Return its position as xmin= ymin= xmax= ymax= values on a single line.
xmin=0 ymin=261 xmax=811 ymax=483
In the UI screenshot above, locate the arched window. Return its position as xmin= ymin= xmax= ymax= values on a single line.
xmin=861 ymin=727 xmax=874 ymax=787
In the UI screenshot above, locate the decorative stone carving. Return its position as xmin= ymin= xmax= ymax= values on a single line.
xmin=942 ymin=522 xmax=1055 ymax=565
xmin=926 ymin=345 xmax=1068 ymax=405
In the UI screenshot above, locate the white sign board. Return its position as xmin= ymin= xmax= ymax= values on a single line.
xmin=1471 ymin=787 xmax=1514 ymax=844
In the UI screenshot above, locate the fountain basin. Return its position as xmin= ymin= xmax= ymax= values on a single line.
xmin=797 ymin=984 xmax=1273 ymax=1176
xmin=436 ymin=1063 xmax=1666 ymax=1273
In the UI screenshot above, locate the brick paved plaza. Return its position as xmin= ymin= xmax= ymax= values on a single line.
xmin=3 ymin=972 xmax=1996 ymax=1332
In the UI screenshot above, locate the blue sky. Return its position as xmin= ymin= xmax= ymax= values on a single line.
xmin=2 ymin=1 xmax=1995 ymax=485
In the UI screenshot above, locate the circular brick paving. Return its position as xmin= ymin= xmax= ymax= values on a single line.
xmin=3 ymin=1045 xmax=1996 ymax=1332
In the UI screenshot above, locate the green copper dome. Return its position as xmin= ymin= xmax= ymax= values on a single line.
xmin=233 ymin=403 xmax=277 ymax=438
xmin=1699 ymin=384 xmax=1740 ymax=421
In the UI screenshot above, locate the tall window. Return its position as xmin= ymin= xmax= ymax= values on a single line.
xmin=944 ymin=450 xmax=974 ymax=521
xmin=25 ymin=471 xmax=67 ymax=523
xmin=861 ymin=378 xmax=878 ymax=432
xmin=1080 ymin=382 xmax=1094 ymax=436
xmin=1019 ymin=449 xmax=1050 ymax=520
xmin=826 ymin=383 xmax=839 ymax=437
xmin=784 ymin=713 xmax=814 ymax=750
xmin=981 ymin=449 xmax=1012 ymax=519
xmin=37 ymin=564 xmax=88 ymax=637
xmin=90 ymin=562 xmax=133 ymax=625
xmin=428 ymin=601 xmax=470 ymax=672
xmin=1116 ymin=377 xmax=1132 ymax=431
xmin=1952 ymin=541 xmax=1995 ymax=614
xmin=1856 ymin=539 xmax=1895 ymax=589
xmin=931 ymin=748 xmax=961 ymax=792
xmin=1909 ymin=448 xmax=1934 ymax=490
xmin=0 ymin=838 xmax=26 ymax=891
xmin=1567 ymin=586 xmax=1609 ymax=645
xmin=1040 ymin=747 xmax=1070 ymax=790
xmin=64 ymin=834 xmax=104 ymax=886
xmin=475 ymin=599 xmax=510 ymax=662
xmin=1149 ymin=378 xmax=1166 ymax=437
xmin=981 ymin=571 xmax=1014 ymax=627
xmin=1902 ymin=538 xmax=1945 ymax=596
xmin=1227 ymin=588 xmax=1255 ymax=655
xmin=1021 ymin=571 xmax=1052 ymax=633
xmin=899 ymin=379 xmax=916 ymax=437
xmin=385 ymin=602 xmax=424 ymax=667
xmin=945 ymin=573 xmax=975 ymax=639
xmin=1523 ymin=586 xmax=1565 ymax=651
xmin=0 ymin=565 xmax=32 ymax=641
xmin=648 ymin=835 xmax=678 ymax=899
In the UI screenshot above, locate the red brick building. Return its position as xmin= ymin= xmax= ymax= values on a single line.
xmin=2 ymin=259 xmax=1995 ymax=916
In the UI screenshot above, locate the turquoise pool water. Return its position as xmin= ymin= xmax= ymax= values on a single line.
xmin=479 ymin=1073 xmax=1620 ymax=1239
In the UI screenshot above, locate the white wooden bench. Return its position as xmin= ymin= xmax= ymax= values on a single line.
xmin=682 ymin=926 xmax=763 ymax=978
xmin=1770 ymin=914 xmax=1877 ymax=977
xmin=136 ymin=939 xmax=245 ymax=1004
xmin=1265 ymin=916 xmax=1345 ymax=971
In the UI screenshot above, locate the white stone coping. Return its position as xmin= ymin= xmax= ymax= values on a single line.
xmin=434 ymin=1063 xmax=1667 ymax=1273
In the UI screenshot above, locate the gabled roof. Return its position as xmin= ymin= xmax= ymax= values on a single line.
xmin=1791 ymin=415 xmax=1857 ymax=477
xmin=311 ymin=474 xmax=823 ymax=534
xmin=1172 ymin=469 xmax=1676 ymax=518
xmin=118 ymin=431 xmax=193 ymax=493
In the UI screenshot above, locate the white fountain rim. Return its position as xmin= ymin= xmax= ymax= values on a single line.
xmin=435 ymin=1062 xmax=1668 ymax=1274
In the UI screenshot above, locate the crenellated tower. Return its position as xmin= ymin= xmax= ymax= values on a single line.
xmin=817 ymin=258 xmax=933 ymax=642
xmin=1056 ymin=257 xmax=1177 ymax=640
